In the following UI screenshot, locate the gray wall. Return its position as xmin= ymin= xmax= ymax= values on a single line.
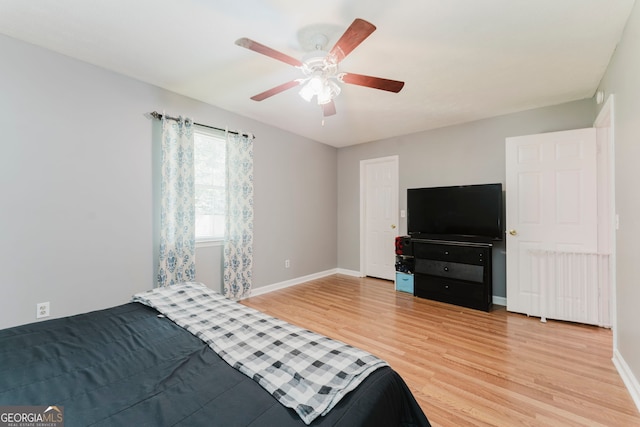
xmin=0 ymin=34 xmax=337 ymax=329
xmin=596 ymin=0 xmax=640 ymax=394
xmin=337 ymin=99 xmax=595 ymax=298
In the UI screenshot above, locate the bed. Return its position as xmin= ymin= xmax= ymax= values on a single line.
xmin=0 ymin=282 xmax=430 ymax=426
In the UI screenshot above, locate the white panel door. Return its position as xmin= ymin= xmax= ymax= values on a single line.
xmin=361 ymin=156 xmax=398 ymax=280
xmin=506 ymin=128 xmax=598 ymax=320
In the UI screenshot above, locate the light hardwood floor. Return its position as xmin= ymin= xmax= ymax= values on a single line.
xmin=241 ymin=274 xmax=640 ymax=427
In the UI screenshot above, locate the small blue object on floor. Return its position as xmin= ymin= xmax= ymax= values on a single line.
xmin=395 ymin=272 xmax=414 ymax=293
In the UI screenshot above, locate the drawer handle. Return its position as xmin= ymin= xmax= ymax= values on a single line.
xmin=443 ymin=267 xmax=449 ymax=272
xmin=444 ymin=285 xmax=449 ymax=289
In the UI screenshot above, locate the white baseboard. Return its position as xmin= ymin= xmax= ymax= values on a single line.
xmin=246 ymin=269 xmax=339 ymax=298
xmin=613 ymin=348 xmax=640 ymax=413
xmin=493 ymin=296 xmax=507 ymax=306
xmin=336 ymin=268 xmax=362 ymax=277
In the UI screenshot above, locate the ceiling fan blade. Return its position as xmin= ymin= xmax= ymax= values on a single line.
xmin=250 ymin=80 xmax=301 ymax=101
xmin=341 ymin=73 xmax=405 ymax=93
xmin=322 ymin=100 xmax=337 ymax=117
xmin=235 ymin=37 xmax=303 ymax=67
xmin=329 ymin=18 xmax=376 ymax=63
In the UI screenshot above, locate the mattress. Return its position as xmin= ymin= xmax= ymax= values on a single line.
xmin=0 ymin=301 xmax=430 ymax=426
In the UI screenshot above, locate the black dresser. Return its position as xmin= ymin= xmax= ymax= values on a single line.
xmin=412 ymin=238 xmax=493 ymax=312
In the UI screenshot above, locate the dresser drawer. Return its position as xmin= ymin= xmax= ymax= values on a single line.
xmin=412 ymin=241 xmax=488 ymax=266
xmin=414 ymin=259 xmax=484 ymax=283
xmin=414 ymin=274 xmax=489 ymax=311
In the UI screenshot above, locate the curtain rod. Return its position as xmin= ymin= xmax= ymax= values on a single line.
xmin=149 ymin=111 xmax=254 ymax=139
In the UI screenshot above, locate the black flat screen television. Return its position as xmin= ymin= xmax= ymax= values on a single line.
xmin=407 ymin=183 xmax=503 ymax=241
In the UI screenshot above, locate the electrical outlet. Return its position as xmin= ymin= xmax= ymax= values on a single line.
xmin=285 ymin=259 xmax=290 ymax=268
xmin=36 ymin=302 xmax=50 ymax=319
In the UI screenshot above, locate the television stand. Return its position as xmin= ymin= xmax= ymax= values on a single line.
xmin=411 ymin=237 xmax=493 ymax=312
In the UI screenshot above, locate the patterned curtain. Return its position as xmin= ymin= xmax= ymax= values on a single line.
xmin=157 ymin=116 xmax=196 ymax=287
xmin=223 ymin=132 xmax=254 ymax=299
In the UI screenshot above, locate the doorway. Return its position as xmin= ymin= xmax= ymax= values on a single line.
xmin=360 ymin=156 xmax=399 ymax=280
xmin=505 ymin=105 xmax=615 ymax=327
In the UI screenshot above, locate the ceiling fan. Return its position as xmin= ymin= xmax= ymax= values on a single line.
xmin=235 ymin=18 xmax=405 ymax=117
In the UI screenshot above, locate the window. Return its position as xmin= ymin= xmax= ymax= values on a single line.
xmin=194 ymin=127 xmax=225 ymax=241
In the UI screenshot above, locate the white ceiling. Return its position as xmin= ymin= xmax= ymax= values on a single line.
xmin=0 ymin=0 xmax=634 ymax=147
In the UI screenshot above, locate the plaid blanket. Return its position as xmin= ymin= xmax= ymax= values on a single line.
xmin=132 ymin=282 xmax=388 ymax=425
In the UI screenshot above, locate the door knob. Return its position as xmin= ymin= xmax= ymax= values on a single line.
xmin=509 ymin=229 xmax=517 ymax=236
xmin=391 ymin=224 xmax=397 ymax=229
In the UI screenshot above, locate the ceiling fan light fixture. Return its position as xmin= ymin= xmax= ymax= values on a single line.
xmin=308 ymin=75 xmax=324 ymax=92
xmin=299 ymin=75 xmax=341 ymax=105
xmin=318 ymin=79 xmax=341 ymax=105
xmin=299 ymin=81 xmax=316 ymax=102
xmin=317 ymin=85 xmax=333 ymax=105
